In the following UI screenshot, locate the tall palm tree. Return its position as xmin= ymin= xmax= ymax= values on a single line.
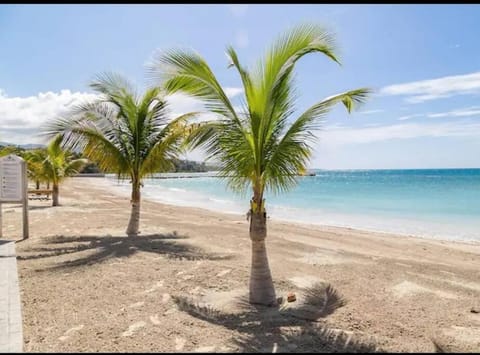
xmin=148 ymin=24 xmax=371 ymax=306
xmin=44 ymin=73 xmax=197 ymax=236
xmin=32 ymin=136 xmax=88 ymax=206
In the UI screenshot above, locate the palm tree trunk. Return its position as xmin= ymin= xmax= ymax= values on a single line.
xmin=52 ymin=183 xmax=59 ymax=206
xmin=126 ymin=181 xmax=141 ymax=237
xmin=249 ymin=207 xmax=277 ymax=306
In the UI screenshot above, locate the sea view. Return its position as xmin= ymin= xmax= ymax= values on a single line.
xmin=3 ymin=4 xmax=480 ymax=353
xmin=105 ymin=168 xmax=480 ymax=242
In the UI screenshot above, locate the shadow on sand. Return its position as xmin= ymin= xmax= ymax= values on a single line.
xmin=173 ymin=282 xmax=381 ymax=353
xmin=17 ymin=232 xmax=233 ymax=270
xmin=27 ymin=205 xmax=55 ymax=211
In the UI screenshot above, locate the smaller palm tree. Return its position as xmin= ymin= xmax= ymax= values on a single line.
xmin=40 ymin=135 xmax=87 ymax=206
xmin=24 ymin=148 xmax=49 ymax=189
xmin=44 ymin=72 xmax=197 ymax=236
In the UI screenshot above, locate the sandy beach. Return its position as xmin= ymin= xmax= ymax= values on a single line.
xmin=3 ymin=177 xmax=480 ymax=352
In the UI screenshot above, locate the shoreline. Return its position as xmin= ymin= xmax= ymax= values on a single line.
xmin=97 ymin=176 xmax=480 ymax=247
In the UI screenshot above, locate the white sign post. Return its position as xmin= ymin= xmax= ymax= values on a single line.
xmin=0 ymin=154 xmax=29 ymax=239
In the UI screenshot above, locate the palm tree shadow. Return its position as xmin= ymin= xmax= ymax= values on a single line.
xmin=27 ymin=205 xmax=54 ymax=211
xmin=432 ymin=339 xmax=448 ymax=353
xmin=18 ymin=232 xmax=233 ymax=271
xmin=173 ymin=282 xmax=380 ymax=353
xmin=430 ymin=336 xmax=472 ymax=353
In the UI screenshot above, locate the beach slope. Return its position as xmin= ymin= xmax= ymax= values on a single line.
xmin=4 ymin=177 xmax=480 ymax=352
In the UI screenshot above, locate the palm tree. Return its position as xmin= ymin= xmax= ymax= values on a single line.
xmin=44 ymin=73 xmax=197 ymax=236
xmin=23 ymin=148 xmax=49 ymax=189
xmin=40 ymin=135 xmax=87 ymax=206
xmin=148 ymin=24 xmax=371 ymax=306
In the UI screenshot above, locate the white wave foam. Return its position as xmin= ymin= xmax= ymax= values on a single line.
xmin=99 ymin=176 xmax=480 ymax=242
xmin=169 ymin=187 xmax=187 ymax=192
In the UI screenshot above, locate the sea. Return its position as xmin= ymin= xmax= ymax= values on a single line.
xmin=104 ymin=169 xmax=480 ymax=242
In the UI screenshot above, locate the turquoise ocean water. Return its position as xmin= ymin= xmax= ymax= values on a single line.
xmin=105 ymin=169 xmax=480 ymax=242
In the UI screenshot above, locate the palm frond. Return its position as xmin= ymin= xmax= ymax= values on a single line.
xmin=140 ymin=112 xmax=199 ymax=176
xmin=253 ymin=23 xmax=340 ymax=157
xmin=90 ymin=71 xmax=137 ymax=101
xmin=182 ymin=120 xmax=222 ymax=152
xmin=90 ymin=72 xmax=140 ymax=136
xmin=147 ymin=48 xmax=240 ymax=122
xmin=263 ymin=88 xmax=371 ymax=193
xmin=225 ymin=46 xmax=254 ymax=108
xmin=64 ymin=158 xmax=88 ymax=176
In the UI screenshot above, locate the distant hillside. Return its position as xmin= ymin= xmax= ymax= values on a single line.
xmin=0 ymin=142 xmax=218 ymax=173
xmin=75 ymin=157 xmax=219 ymax=174
xmin=171 ymin=158 xmax=219 ymax=172
xmin=77 ymin=158 xmax=219 ymax=174
xmin=0 ymin=142 xmax=45 ymax=149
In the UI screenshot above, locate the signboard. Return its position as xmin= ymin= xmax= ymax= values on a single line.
xmin=0 ymin=154 xmax=28 ymax=239
xmin=0 ymin=155 xmax=24 ymax=202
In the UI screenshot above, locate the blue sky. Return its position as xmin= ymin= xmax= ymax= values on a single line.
xmin=1 ymin=4 xmax=480 ymax=169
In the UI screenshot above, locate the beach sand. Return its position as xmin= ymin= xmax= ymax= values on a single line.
xmin=3 ymin=177 xmax=480 ymax=352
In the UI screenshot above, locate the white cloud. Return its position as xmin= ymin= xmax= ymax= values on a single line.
xmin=224 ymin=87 xmax=244 ymax=99
xmin=397 ymin=114 xmax=423 ymax=121
xmin=235 ymin=29 xmax=249 ymax=49
xmin=427 ymin=106 xmax=480 ymax=118
xmin=380 ymin=71 xmax=480 ymax=103
xmin=396 ymin=106 xmax=480 ymax=121
xmin=0 ymin=89 xmax=97 ymax=145
xmin=359 ymin=109 xmax=384 ymax=115
xmin=316 ymin=121 xmax=480 ymax=147
xmin=0 ymin=87 xmax=244 ymax=145
xmin=165 ymin=93 xmax=204 ymax=115
xmin=228 ymin=4 xmax=249 ymax=18
xmin=323 ymin=123 xmax=346 ymax=130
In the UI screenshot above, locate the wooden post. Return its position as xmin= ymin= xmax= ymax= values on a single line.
xmin=22 ymin=161 xmax=29 ymax=239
